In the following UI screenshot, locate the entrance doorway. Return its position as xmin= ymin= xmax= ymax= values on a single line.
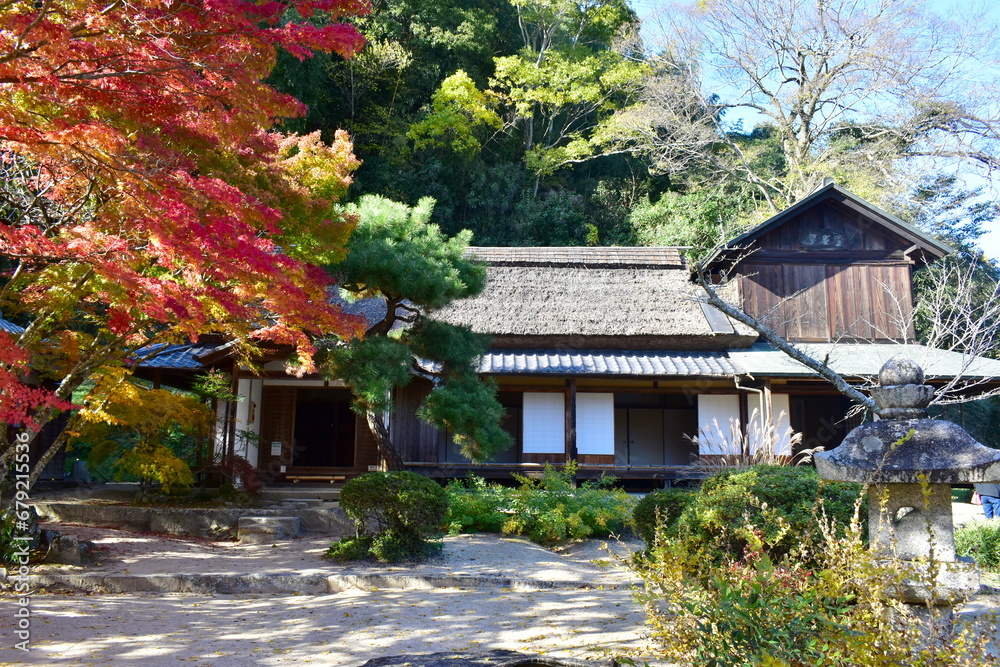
xmin=292 ymin=388 xmax=356 ymax=468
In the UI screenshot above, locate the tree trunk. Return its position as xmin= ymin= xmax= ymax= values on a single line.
xmin=365 ymin=410 xmax=406 ymax=471
xmin=27 ymin=413 xmax=80 ymax=487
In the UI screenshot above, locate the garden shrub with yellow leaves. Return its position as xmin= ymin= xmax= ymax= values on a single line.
xmin=70 ymin=372 xmax=211 ymax=493
xmin=621 ymin=491 xmax=995 ymax=667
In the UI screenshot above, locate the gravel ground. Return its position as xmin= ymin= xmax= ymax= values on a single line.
xmin=0 ymin=502 xmax=996 ymax=665
xmin=1 ymin=527 xmax=653 ymax=666
xmin=0 ymin=587 xmax=650 ymax=666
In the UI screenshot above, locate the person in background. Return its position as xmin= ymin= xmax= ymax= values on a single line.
xmin=974 ymin=482 xmax=1000 ymax=519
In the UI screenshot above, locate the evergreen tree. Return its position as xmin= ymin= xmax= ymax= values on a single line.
xmin=322 ymin=196 xmax=512 ymax=468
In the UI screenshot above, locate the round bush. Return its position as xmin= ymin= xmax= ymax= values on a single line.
xmin=329 ymin=471 xmax=448 ymax=562
xmin=676 ymin=465 xmax=863 ymax=562
xmin=633 ymin=488 xmax=695 ymax=547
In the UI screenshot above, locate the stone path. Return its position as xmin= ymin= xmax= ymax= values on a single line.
xmin=0 ymin=528 xmax=650 ymax=666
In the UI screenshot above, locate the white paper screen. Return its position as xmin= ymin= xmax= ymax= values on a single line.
xmin=696 ymin=394 xmax=741 ymax=455
xmin=771 ymin=393 xmax=792 ymax=456
xmin=523 ymin=392 xmax=565 ymax=454
xmin=575 ymin=393 xmax=615 ymax=455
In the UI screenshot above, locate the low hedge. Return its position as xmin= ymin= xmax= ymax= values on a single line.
xmin=633 ymin=465 xmax=864 ymax=563
xmin=328 ymin=471 xmax=448 ymax=562
xmin=632 ymin=488 xmax=695 ymax=546
xmin=956 ymin=520 xmax=1000 ymax=571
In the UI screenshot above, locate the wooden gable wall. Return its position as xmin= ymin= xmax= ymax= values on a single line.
xmin=737 ymin=200 xmax=917 ymax=342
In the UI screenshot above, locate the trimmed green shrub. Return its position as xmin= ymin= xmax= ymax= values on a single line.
xmin=446 ymin=463 xmax=636 ymax=545
xmin=632 ymin=488 xmax=695 ymax=547
xmin=674 ymin=465 xmax=863 ymax=563
xmin=956 ymin=520 xmax=1000 ymax=571
xmin=327 ymin=471 xmax=448 ymax=562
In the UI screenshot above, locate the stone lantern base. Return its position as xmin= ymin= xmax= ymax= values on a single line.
xmin=879 ymin=558 xmax=980 ymax=606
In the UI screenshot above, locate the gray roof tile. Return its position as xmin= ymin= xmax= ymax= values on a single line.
xmin=0 ymin=317 xmax=24 ymax=335
xmin=134 ymin=343 xmax=220 ymax=369
xmin=480 ymin=349 xmax=743 ymax=377
xmin=728 ymin=342 xmax=1000 ymax=379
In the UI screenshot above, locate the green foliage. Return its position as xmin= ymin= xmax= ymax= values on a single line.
xmin=0 ymin=507 xmax=36 ymax=565
xmin=956 ymin=520 xmax=1000 ymax=571
xmin=419 ymin=376 xmax=512 ymax=462
xmin=191 ymin=370 xmax=239 ymax=402
xmin=328 ymin=471 xmax=448 ymax=562
xmin=626 ymin=492 xmax=991 ymax=667
xmin=408 ymin=70 xmax=502 ymax=157
xmin=327 ymin=336 xmax=414 ymax=415
xmin=324 ymin=195 xmax=512 ymax=463
xmin=446 ymin=474 xmax=512 ymax=533
xmin=627 ymin=186 xmax=756 ymax=259
xmin=632 ymin=488 xmax=694 ymax=547
xmin=672 ymin=465 xmax=862 ymax=563
xmin=407 ymin=319 xmax=490 ymax=374
xmin=446 ymin=463 xmax=636 ymax=545
xmin=492 ymin=47 xmax=648 ymax=177
xmin=512 ymin=188 xmax=589 ymax=245
xmin=336 ymin=195 xmax=485 ymax=308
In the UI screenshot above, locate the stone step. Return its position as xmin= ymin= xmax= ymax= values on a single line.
xmin=260 ymin=486 xmax=342 ymax=502
xmin=237 ymin=516 xmax=301 ymax=544
xmin=35 ymin=502 xmax=354 ymax=539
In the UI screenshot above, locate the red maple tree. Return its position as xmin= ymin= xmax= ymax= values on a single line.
xmin=0 ymin=0 xmax=370 ymax=480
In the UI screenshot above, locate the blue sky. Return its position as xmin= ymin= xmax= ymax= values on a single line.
xmin=628 ymin=0 xmax=1000 ymax=260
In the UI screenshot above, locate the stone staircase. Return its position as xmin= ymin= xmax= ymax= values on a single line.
xmin=237 ymin=516 xmax=302 ymax=544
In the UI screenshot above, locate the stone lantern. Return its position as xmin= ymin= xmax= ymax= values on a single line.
xmin=814 ymin=356 xmax=1000 ymax=605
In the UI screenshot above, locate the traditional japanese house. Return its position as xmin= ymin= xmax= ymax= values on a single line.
xmin=393 ymin=182 xmax=1000 ymax=484
xmin=139 ymin=182 xmax=1000 ymax=487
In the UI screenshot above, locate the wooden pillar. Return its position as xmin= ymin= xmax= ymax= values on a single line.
xmin=565 ymin=378 xmax=577 ymax=463
xmin=738 ymin=389 xmax=750 ymax=449
xmin=762 ymin=380 xmax=774 ymax=441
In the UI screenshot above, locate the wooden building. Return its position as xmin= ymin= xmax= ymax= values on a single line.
xmin=142 ymin=183 xmax=1000 ymax=487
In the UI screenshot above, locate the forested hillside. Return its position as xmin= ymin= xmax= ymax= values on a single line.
xmin=270 ymin=0 xmax=1000 ymax=258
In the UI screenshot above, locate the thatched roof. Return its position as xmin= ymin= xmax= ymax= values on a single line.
xmin=433 ymin=247 xmax=756 ymax=350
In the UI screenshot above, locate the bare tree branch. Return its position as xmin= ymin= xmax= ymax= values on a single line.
xmin=612 ymin=0 xmax=1000 ymax=209
xmin=694 ymin=256 xmax=878 ymax=412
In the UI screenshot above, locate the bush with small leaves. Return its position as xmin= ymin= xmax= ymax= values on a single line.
xmin=327 ymin=471 xmax=448 ymax=562
xmin=622 ymin=491 xmax=993 ymax=667
xmin=675 ymin=465 xmax=862 ymax=563
xmin=446 ymin=463 xmax=636 ymax=545
xmin=956 ymin=520 xmax=1000 ymax=571
xmin=632 ymin=488 xmax=695 ymax=547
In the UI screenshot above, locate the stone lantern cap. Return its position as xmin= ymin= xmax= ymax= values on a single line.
xmin=814 ymin=355 xmax=1000 ymax=484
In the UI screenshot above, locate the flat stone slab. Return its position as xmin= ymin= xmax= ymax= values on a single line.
xmin=33 ymin=502 xmax=352 ymax=539
xmin=3 ymin=571 xmax=635 ymax=595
